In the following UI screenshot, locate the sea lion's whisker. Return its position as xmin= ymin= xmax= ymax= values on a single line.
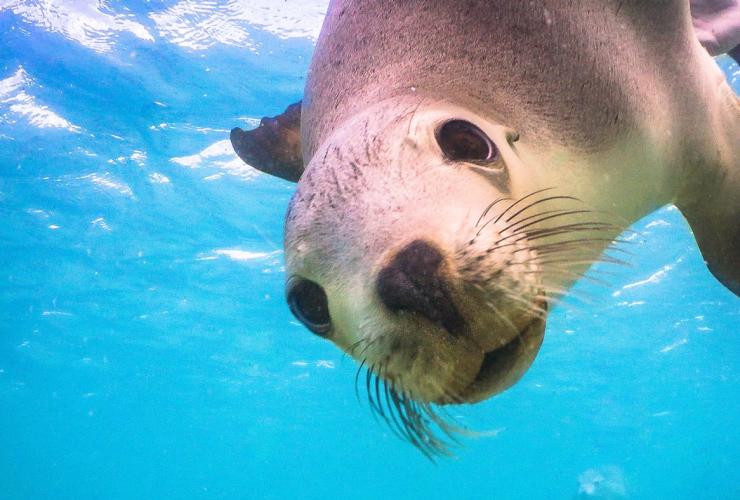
xmin=535 ymin=269 xmax=614 ymax=288
xmin=504 ymin=194 xmax=583 ymax=223
xmin=348 ymin=339 xmax=365 ymax=353
xmin=391 ymin=384 xmax=425 ymax=449
xmin=407 ymin=399 xmax=440 ymax=453
xmin=489 ymin=208 xmax=575 ymax=235
xmin=522 ymin=221 xmax=621 ymax=233
xmin=427 ymin=404 xmax=467 ymax=444
xmin=522 ymin=266 xmax=617 ymax=279
xmin=362 ymin=349 xmax=506 ymax=458
xmin=476 ymin=199 xmax=570 ymax=237
xmin=392 ymin=389 xmax=436 ymax=458
xmin=388 ymin=385 xmax=430 ymax=455
xmin=473 ymin=283 xmax=532 ymax=331
xmin=489 ymin=284 xmax=549 ymax=315
xmin=533 ymin=285 xmax=593 ymax=305
xmin=366 ymin=365 xmax=383 ymax=423
xmin=516 ymin=225 xmax=621 ymax=242
xmin=493 ymin=187 xmax=558 ymax=224
xmin=534 ymin=245 xmax=633 ymax=258
xmin=354 ymin=358 xmax=367 ymax=403
xmin=518 ymin=237 xmax=629 ymax=255
xmin=502 ymin=209 xmax=595 ymax=235
xmin=346 ymin=338 xmax=367 ymax=358
xmin=477 ymin=208 xmax=564 ymax=237
xmin=440 ymin=387 xmax=465 ymax=405
xmin=357 ymin=337 xmax=379 ymax=357
xmin=524 ymin=253 xmax=630 ymax=267
xmin=381 ymin=370 xmax=410 ymax=443
xmin=373 ymin=363 xmax=390 ymax=425
xmin=419 ymin=401 xmax=461 ymax=447
xmin=496 ymin=223 xmax=618 ymax=246
xmin=357 ymin=353 xmax=463 ymax=459
xmin=388 ymin=394 xmax=423 ymax=453
xmin=528 ymin=293 xmax=567 ymax=308
xmin=475 ymin=197 xmax=511 ymax=228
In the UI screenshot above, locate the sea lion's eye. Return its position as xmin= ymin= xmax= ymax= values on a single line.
xmin=287 ymin=278 xmax=332 ymax=336
xmin=436 ymin=120 xmax=498 ymax=164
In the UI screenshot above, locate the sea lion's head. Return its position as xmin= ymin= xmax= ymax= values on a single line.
xmin=284 ymin=97 xmax=553 ymax=406
xmin=231 ymin=94 xmax=624 ymax=454
xmin=231 ymin=93 xmax=628 ymax=454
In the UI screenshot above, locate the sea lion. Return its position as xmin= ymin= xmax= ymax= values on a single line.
xmin=231 ymin=0 xmax=739 ymax=455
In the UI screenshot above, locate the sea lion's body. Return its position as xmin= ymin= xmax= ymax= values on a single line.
xmin=231 ymin=0 xmax=739 ymax=455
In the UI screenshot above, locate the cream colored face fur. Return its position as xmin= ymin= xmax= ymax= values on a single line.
xmin=284 ymin=96 xmax=644 ymax=404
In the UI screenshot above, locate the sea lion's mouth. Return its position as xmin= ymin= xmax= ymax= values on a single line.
xmin=475 ymin=315 xmax=543 ymax=381
xmin=451 ymin=301 xmax=548 ymax=403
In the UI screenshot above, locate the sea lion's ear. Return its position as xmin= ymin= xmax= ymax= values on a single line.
xmin=230 ymin=101 xmax=303 ymax=182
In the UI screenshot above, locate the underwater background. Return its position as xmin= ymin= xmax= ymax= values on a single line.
xmin=0 ymin=1 xmax=738 ymax=498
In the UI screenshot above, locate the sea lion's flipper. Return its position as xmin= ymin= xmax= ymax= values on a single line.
xmin=230 ymin=101 xmax=303 ymax=182
xmin=690 ymin=0 xmax=740 ymax=62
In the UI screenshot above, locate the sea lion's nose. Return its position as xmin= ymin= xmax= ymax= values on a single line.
xmin=376 ymin=239 xmax=465 ymax=335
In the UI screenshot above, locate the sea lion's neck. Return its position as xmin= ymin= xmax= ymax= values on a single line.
xmin=674 ymin=67 xmax=740 ymax=295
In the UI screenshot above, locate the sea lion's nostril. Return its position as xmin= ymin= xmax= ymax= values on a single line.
xmin=376 ymin=240 xmax=465 ymax=335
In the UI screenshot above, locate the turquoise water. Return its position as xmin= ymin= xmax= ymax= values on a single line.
xmin=1 ymin=2 xmax=738 ymax=498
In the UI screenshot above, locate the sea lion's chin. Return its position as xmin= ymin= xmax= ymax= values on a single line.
xmin=355 ymin=302 xmax=547 ymax=406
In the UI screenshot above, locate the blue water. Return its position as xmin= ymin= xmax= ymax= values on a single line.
xmin=1 ymin=2 xmax=738 ymax=499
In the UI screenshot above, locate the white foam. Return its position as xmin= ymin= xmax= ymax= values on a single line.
xmin=172 ymin=140 xmax=233 ymax=167
xmin=149 ymin=172 xmax=171 ymax=184
xmin=41 ymin=310 xmax=72 ymax=316
xmin=0 ymin=67 xmax=81 ymax=132
xmin=616 ymin=300 xmax=646 ymax=307
xmin=91 ymin=217 xmax=111 ymax=231
xmin=150 ymin=0 xmax=328 ymax=51
xmin=238 ymin=117 xmax=261 ymax=127
xmin=80 ymin=173 xmax=134 ymax=197
xmin=171 ymin=139 xmax=260 ymax=180
xmin=621 ymin=262 xmax=677 ymax=290
xmin=645 ymin=219 xmax=670 ymax=229
xmin=2 ymin=0 xmax=154 ymax=52
xmin=660 ymin=337 xmax=688 ymax=353
xmin=207 ymin=249 xmax=279 ymax=262
xmin=27 ymin=208 xmax=51 ymax=219
xmin=130 ymin=150 xmax=147 ymax=166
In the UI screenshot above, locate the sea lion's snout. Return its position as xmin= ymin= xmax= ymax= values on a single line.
xmin=376 ymin=239 xmax=465 ymax=337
